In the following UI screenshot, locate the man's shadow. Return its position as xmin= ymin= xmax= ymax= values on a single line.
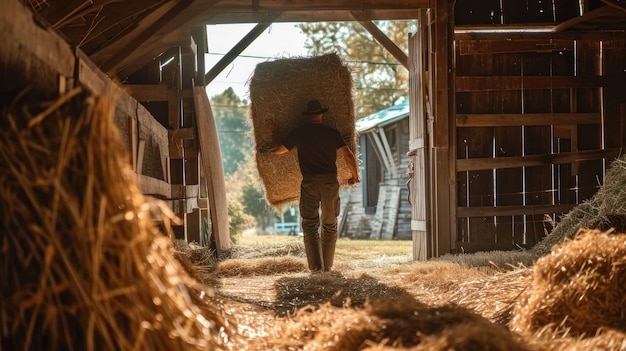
xmin=272 ymin=271 xmax=421 ymax=316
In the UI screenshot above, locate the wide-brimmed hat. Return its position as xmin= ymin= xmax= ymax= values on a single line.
xmin=302 ymin=100 xmax=329 ymax=115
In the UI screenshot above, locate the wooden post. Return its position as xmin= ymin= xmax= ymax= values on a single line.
xmin=432 ymin=0 xmax=454 ymax=256
xmin=192 ymin=86 xmax=231 ymax=254
xmin=408 ymin=8 xmax=433 ymax=260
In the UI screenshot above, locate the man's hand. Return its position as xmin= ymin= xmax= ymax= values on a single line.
xmin=347 ymin=176 xmax=360 ymax=185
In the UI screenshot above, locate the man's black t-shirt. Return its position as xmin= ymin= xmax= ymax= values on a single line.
xmin=283 ymin=123 xmax=346 ymax=176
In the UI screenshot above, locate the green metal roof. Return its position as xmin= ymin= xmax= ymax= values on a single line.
xmin=355 ymin=99 xmax=409 ymax=133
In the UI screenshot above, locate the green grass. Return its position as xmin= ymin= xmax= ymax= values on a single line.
xmin=237 ymin=234 xmax=412 ymax=260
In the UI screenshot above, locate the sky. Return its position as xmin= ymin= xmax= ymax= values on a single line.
xmin=204 ymin=23 xmax=309 ymax=101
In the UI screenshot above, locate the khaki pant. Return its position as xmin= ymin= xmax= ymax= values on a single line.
xmin=299 ymin=174 xmax=340 ymax=271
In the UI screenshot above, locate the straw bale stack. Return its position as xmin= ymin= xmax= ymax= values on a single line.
xmin=0 ymin=89 xmax=233 ymax=350
xmin=249 ymin=53 xmax=358 ymax=208
xmin=511 ymin=229 xmax=626 ymax=337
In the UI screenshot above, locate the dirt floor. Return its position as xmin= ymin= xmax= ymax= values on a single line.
xmin=177 ymin=231 xmax=626 ymax=351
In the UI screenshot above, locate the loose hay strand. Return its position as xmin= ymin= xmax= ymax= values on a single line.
xmin=1 ymin=89 xmax=233 ymax=350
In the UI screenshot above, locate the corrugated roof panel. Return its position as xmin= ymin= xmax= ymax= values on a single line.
xmin=355 ymin=100 xmax=409 ymax=133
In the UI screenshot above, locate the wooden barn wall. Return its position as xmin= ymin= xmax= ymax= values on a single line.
xmin=453 ymin=37 xmax=625 ymax=253
xmin=342 ymin=118 xmax=412 ymax=240
xmin=396 ymin=118 xmax=412 ymax=239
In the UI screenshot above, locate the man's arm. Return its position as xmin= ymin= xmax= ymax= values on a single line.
xmin=338 ymin=145 xmax=360 ymax=184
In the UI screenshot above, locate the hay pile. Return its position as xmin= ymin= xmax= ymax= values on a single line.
xmin=511 ymin=229 xmax=626 ymax=338
xmin=0 ymin=89 xmax=232 ymax=350
xmin=207 ymin=228 xmax=626 ymax=350
xmin=532 ymin=156 xmax=626 ymax=257
xmin=249 ymin=53 xmax=358 ymax=208
xmin=248 ymin=298 xmax=529 ymax=351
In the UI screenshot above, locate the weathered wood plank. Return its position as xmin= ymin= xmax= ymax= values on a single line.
xmin=553 ymin=6 xmax=615 ymax=32
xmin=352 ymin=12 xmax=408 ymax=69
xmin=576 ymin=40 xmax=604 ymax=202
xmin=136 ymin=174 xmax=171 ymax=199
xmin=456 ymin=148 xmax=620 ymax=171
xmin=457 ymin=39 xmax=574 ymax=55
xmin=126 ymin=84 xmax=169 ymax=101
xmin=432 ymin=0 xmax=453 ymax=256
xmin=59 ymin=1 xmax=166 ymax=45
xmin=456 ymin=75 xmax=616 ymax=92
xmin=205 ymin=15 xmax=279 ymax=84
xmin=193 ymin=85 xmax=231 ymax=254
xmin=455 ymin=30 xmax=626 ymax=41
xmin=457 ymin=204 xmax=575 ymax=217
xmin=0 ymin=0 xmax=76 ymax=95
xmin=456 ymin=112 xmax=601 ymax=127
xmin=523 ymin=91 xmax=553 ymax=245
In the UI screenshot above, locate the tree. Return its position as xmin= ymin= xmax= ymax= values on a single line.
xmin=226 ymin=153 xmax=274 ymax=234
xmin=297 ymin=21 xmax=413 ymax=117
xmin=211 ymin=87 xmax=252 ymax=175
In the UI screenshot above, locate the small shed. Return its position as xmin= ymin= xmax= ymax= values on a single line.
xmin=340 ymin=100 xmax=411 ymax=240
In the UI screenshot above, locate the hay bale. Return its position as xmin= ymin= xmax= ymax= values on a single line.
xmin=249 ymin=53 xmax=358 ymax=208
xmin=511 ymin=229 xmax=626 ymax=337
xmin=0 ymin=89 xmax=232 ymax=350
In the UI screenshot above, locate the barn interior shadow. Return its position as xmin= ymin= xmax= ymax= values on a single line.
xmin=272 ymin=272 xmax=422 ymax=316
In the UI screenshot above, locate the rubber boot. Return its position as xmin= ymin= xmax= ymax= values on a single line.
xmin=304 ymin=239 xmax=323 ymax=272
xmin=321 ymin=240 xmax=336 ymax=272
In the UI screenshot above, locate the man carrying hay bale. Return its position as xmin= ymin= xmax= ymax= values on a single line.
xmin=270 ymin=100 xmax=360 ymax=272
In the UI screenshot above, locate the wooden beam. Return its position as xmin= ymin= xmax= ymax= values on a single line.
xmin=457 ymin=204 xmax=575 ymax=217
xmin=93 ymin=0 xmax=228 ymax=77
xmin=351 ymin=11 xmax=408 ymax=69
xmin=194 ymin=0 xmax=432 ymax=23
xmin=168 ymin=127 xmax=196 ymax=141
xmin=1 ymin=0 xmax=76 ymax=95
xmin=171 ymin=184 xmax=200 ymax=199
xmin=137 ymin=174 xmax=171 ymax=199
xmin=99 ymin=0 xmax=194 ymax=73
xmin=457 ymin=39 xmax=574 ymax=55
xmin=65 ymin=0 xmax=167 ymax=46
xmin=90 ymin=0 xmax=175 ymax=65
xmin=40 ymin=0 xmax=93 ymax=28
xmin=433 ymin=0 xmax=454 ymax=257
xmin=553 ymin=6 xmax=615 ymax=32
xmin=456 ymin=113 xmax=601 ymax=127
xmin=454 ymin=30 xmax=626 ymax=41
xmin=136 ymin=140 xmax=146 ymax=175
xmin=455 ymin=75 xmax=616 ymax=92
xmin=205 ymin=12 xmax=281 ymax=85
xmin=54 ymin=0 xmax=128 ymax=28
xmin=601 ymin=0 xmax=626 ymax=13
xmin=198 ymin=9 xmax=422 ymax=24
xmin=125 ymin=84 xmax=169 ymax=101
xmin=456 ymin=148 xmax=620 ymax=172
xmin=117 ymin=29 xmax=192 ymax=80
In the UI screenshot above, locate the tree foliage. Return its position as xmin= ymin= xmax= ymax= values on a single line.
xmin=225 ymin=153 xmax=274 ymax=234
xmin=297 ymin=21 xmax=413 ymax=117
xmin=211 ymin=87 xmax=252 ymax=175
